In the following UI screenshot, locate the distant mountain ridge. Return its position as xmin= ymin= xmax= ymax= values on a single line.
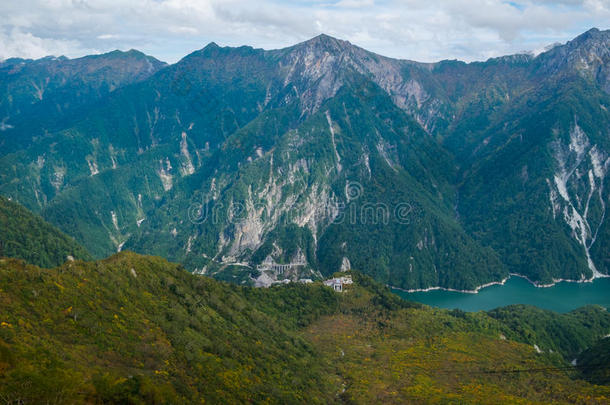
xmin=0 ymin=29 xmax=609 ymax=289
xmin=0 ymin=49 xmax=167 ymax=152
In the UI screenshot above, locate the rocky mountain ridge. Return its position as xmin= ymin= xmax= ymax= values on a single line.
xmin=0 ymin=29 xmax=609 ymax=289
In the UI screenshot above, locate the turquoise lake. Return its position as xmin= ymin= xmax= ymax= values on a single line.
xmin=392 ymin=276 xmax=610 ymax=313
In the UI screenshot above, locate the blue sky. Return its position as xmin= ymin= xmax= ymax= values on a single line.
xmin=1 ymin=0 xmax=608 ymax=63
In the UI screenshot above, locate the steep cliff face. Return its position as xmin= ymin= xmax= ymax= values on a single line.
xmin=1 ymin=29 xmax=609 ymax=289
xmin=548 ymin=123 xmax=609 ymax=277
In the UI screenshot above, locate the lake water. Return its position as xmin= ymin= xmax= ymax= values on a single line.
xmin=392 ymin=276 xmax=610 ymax=313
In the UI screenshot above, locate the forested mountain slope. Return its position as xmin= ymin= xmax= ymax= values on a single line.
xmin=0 ymin=196 xmax=90 ymax=267
xmin=0 ymin=252 xmax=609 ymax=403
xmin=1 ymin=29 xmax=609 ymax=289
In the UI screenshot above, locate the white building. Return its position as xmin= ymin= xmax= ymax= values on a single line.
xmin=323 ymin=275 xmax=353 ymax=292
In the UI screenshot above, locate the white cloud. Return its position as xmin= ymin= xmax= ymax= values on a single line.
xmin=0 ymin=0 xmax=608 ymax=63
xmin=0 ymin=28 xmax=94 ymax=60
xmin=97 ymin=34 xmax=119 ymax=40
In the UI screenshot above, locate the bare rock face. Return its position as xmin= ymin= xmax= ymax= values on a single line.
xmin=276 ymin=34 xmax=437 ymax=119
xmin=548 ymin=123 xmax=609 ymax=278
xmin=221 ymin=154 xmax=339 ymax=260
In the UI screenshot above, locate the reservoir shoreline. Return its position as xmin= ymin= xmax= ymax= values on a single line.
xmin=391 ymin=272 xmax=610 ymax=295
xmin=392 ymin=274 xmax=610 ymax=313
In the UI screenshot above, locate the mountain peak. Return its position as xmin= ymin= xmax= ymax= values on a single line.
xmin=292 ymin=33 xmax=351 ymax=54
xmin=568 ymin=27 xmax=608 ymax=47
xmin=204 ymin=41 xmax=220 ymax=50
xmin=535 ymin=28 xmax=610 ymax=88
xmin=310 ymin=33 xmax=342 ymax=43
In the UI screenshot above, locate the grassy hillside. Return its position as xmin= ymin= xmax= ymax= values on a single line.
xmin=0 ymin=196 xmax=91 ymax=267
xmin=0 ymin=252 xmax=609 ymax=403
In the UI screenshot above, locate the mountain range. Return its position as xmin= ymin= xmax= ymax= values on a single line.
xmin=1 ymin=28 xmax=609 ymax=290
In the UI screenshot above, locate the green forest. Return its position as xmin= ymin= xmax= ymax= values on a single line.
xmin=1 ymin=252 xmax=609 ymax=403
